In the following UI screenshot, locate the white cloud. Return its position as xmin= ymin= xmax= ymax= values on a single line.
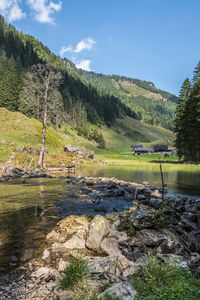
xmin=0 ymin=0 xmax=25 ymax=22
xmin=8 ymin=2 xmax=26 ymax=22
xmin=75 ymin=59 xmax=92 ymax=71
xmin=74 ymin=38 xmax=95 ymax=53
xmin=59 ymin=45 xmax=73 ymax=57
xmin=27 ymin=0 xmax=62 ymax=24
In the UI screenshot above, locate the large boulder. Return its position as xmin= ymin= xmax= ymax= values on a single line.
xmin=99 ymin=281 xmax=137 ymax=300
xmin=86 ymin=215 xmax=110 ymax=251
xmin=130 ymin=205 xmax=157 ymax=229
xmin=64 ymin=144 xmax=94 ymax=159
xmin=46 ymin=215 xmax=91 ymax=243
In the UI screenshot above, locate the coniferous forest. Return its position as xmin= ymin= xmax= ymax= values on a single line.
xmin=175 ymin=63 xmax=200 ymax=162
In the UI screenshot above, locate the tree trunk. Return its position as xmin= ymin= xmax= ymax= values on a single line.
xmin=38 ymin=86 xmax=48 ymax=168
xmin=38 ymin=115 xmax=46 ymax=167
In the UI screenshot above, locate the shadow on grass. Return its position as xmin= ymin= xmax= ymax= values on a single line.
xmin=149 ymin=160 xmax=185 ymax=164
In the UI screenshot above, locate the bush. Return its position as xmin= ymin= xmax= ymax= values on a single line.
xmin=88 ymin=129 xmax=105 ymax=148
xmin=134 ymin=257 xmax=200 ymax=300
xmin=59 ymin=256 xmax=89 ymax=290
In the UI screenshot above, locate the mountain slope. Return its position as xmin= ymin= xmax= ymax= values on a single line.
xmin=0 ymin=108 xmax=174 ymax=166
xmin=0 ymin=15 xmax=176 ymax=147
xmin=78 ymin=71 xmax=177 ymax=130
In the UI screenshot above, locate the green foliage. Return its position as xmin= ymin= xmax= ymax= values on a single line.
xmin=89 ymin=129 xmax=105 ymax=148
xmin=78 ymin=70 xmax=177 ymax=130
xmin=134 ymin=257 xmax=200 ymax=300
xmin=59 ymin=256 xmax=89 ymax=290
xmin=175 ymin=61 xmax=200 ymax=162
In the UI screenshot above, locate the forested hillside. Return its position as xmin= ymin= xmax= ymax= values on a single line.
xmin=0 ymin=15 xmax=176 ymax=143
xmin=78 ymin=71 xmax=177 ymax=130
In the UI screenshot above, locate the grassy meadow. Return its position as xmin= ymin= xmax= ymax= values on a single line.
xmin=0 ymin=107 xmax=199 ymax=171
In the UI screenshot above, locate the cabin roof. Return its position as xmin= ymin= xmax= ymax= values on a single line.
xmin=134 ymin=148 xmax=151 ymax=151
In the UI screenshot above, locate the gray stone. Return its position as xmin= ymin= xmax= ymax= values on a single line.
xmin=130 ymin=205 xmax=157 ymax=229
xmin=42 ymin=249 xmax=51 ymax=263
xmin=88 ymin=256 xmax=117 ymax=274
xmin=63 ymin=235 xmax=85 ymax=249
xmin=86 ymin=215 xmax=110 ymax=251
xmin=100 ymin=237 xmax=121 ymax=256
xmin=99 ymin=281 xmax=137 ymax=300
xmin=58 ymin=258 xmax=69 ymax=272
xmin=157 ymin=254 xmax=189 ymax=268
xmin=151 ymin=189 xmax=163 ymax=198
xmin=136 ymin=229 xmax=167 ymax=246
xmin=64 ymin=144 xmax=94 ymax=159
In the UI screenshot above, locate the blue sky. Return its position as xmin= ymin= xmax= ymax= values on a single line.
xmin=1 ymin=0 xmax=200 ymax=95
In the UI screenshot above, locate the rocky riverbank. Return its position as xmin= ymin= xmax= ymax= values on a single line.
xmin=0 ymin=175 xmax=200 ymax=299
xmin=0 ymin=166 xmax=50 ymax=181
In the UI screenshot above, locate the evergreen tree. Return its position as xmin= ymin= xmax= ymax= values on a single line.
xmin=193 ymin=61 xmax=200 ymax=84
xmin=174 ymin=78 xmax=191 ymax=159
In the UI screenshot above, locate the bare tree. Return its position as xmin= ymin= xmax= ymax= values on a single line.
xmin=20 ymin=63 xmax=62 ymax=167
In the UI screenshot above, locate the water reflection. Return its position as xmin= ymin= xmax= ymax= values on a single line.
xmin=77 ymin=165 xmax=200 ymax=196
xmin=0 ymin=166 xmax=199 ymax=271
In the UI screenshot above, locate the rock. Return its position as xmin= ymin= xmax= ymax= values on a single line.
xmin=100 ymin=237 xmax=121 ymax=256
xmin=124 ymin=192 xmax=136 ymax=201
xmin=130 ymin=205 xmax=157 ymax=229
xmin=157 ymin=254 xmax=189 ymax=268
xmin=86 ymin=215 xmax=110 ymax=251
xmin=47 ymin=215 xmax=90 ymax=243
xmin=32 ymin=267 xmax=51 ymax=278
xmin=63 ymin=235 xmax=85 ymax=249
xmin=58 ymin=258 xmax=69 ymax=272
xmin=151 ymin=189 xmax=163 ymax=198
xmin=136 ymin=229 xmax=167 ymax=247
xmin=98 ymin=281 xmax=137 ymax=300
xmin=55 ymin=290 xmax=71 ymax=300
xmin=88 ymin=257 xmax=117 ymax=274
xmin=64 ymin=144 xmax=94 ymax=159
xmin=116 ymin=254 xmax=131 ymax=271
xmin=126 ymin=251 xmax=143 ymax=262
xmin=149 ymin=198 xmax=162 ymax=209
xmin=137 ymin=194 xmax=147 ymax=201
xmin=21 ymin=249 xmax=33 ymax=262
xmin=42 ymin=249 xmax=51 ymax=263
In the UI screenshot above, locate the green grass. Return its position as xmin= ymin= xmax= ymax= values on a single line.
xmin=99 ymin=116 xmax=174 ymax=150
xmin=60 ymin=256 xmax=89 ymax=290
xmin=134 ymin=257 xmax=200 ymax=300
xmin=0 ymin=108 xmax=92 ymax=166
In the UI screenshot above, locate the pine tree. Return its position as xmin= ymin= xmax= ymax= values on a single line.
xmin=174 ymin=78 xmax=191 ymax=159
xmin=193 ymin=61 xmax=200 ymax=84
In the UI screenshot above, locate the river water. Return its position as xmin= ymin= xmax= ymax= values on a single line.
xmin=0 ymin=164 xmax=199 ymax=271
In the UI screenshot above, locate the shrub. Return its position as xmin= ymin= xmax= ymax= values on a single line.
xmin=134 ymin=257 xmax=200 ymax=300
xmin=59 ymin=256 xmax=89 ymax=290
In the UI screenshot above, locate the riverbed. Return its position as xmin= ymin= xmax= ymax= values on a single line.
xmin=0 ymin=164 xmax=199 ymax=271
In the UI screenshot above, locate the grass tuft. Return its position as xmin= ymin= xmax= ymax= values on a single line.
xmin=60 ymin=256 xmax=89 ymax=290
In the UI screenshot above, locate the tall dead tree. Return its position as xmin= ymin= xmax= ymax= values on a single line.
xmin=20 ymin=63 xmax=62 ymax=167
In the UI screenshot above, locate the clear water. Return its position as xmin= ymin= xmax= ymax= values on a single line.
xmin=0 ymin=165 xmax=199 ymax=270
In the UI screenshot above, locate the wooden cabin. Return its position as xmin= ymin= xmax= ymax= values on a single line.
xmin=131 ymin=144 xmax=143 ymax=149
xmin=153 ymin=145 xmax=168 ymax=153
xmin=134 ymin=148 xmax=152 ymax=155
